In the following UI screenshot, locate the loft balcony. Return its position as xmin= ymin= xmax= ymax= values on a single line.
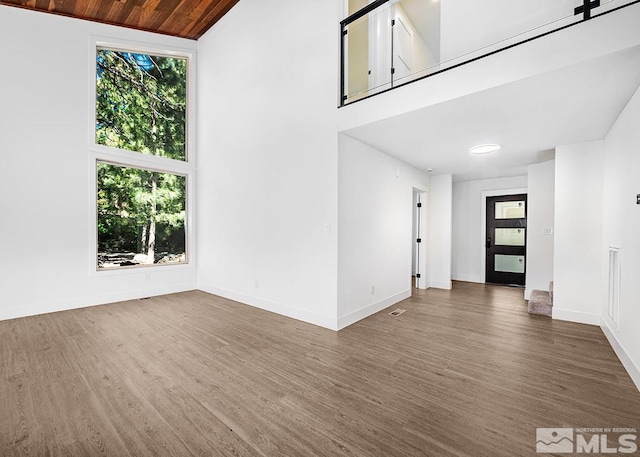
xmin=340 ymin=0 xmax=639 ymax=107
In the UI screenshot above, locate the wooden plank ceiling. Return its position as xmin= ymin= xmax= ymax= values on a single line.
xmin=0 ymin=0 xmax=240 ymax=40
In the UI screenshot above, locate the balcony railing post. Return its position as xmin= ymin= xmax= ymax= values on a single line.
xmin=390 ymin=18 xmax=395 ymax=89
xmin=340 ymin=24 xmax=346 ymax=107
xmin=574 ymin=0 xmax=601 ymax=20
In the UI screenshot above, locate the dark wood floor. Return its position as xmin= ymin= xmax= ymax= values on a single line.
xmin=1 ymin=282 xmax=639 ymax=456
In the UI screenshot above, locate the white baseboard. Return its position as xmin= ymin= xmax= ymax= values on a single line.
xmin=552 ymin=308 xmax=600 ymax=326
xmin=451 ymin=274 xmax=484 ymax=284
xmin=337 ymin=289 xmax=411 ymax=330
xmin=198 ymin=283 xmax=338 ymax=331
xmin=430 ymin=280 xmax=453 ymax=290
xmin=600 ymin=320 xmax=640 ymax=392
xmin=524 ymin=288 xmax=532 ymax=300
xmin=0 ymin=283 xmax=197 ymax=322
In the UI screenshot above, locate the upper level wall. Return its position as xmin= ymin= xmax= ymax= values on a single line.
xmin=440 ymin=0 xmax=576 ymax=64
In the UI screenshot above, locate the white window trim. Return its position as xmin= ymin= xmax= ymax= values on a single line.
xmin=88 ymin=36 xmax=197 ymax=276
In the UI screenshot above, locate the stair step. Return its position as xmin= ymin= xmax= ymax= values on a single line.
xmin=528 ymin=290 xmax=552 ymax=317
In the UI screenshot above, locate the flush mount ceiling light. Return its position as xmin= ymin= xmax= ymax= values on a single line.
xmin=469 ymin=144 xmax=501 ymax=155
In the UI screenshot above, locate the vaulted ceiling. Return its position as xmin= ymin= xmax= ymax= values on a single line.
xmin=0 ymin=0 xmax=239 ymax=40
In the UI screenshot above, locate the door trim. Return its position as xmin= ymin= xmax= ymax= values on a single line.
xmin=413 ymin=189 xmax=428 ymax=290
xmin=480 ymin=188 xmax=527 ymax=284
xmin=485 ymin=194 xmax=527 ymax=285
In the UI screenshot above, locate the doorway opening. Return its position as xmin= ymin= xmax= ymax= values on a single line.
xmin=485 ymin=194 xmax=527 ymax=286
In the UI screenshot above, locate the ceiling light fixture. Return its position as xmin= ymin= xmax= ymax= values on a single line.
xmin=469 ymin=144 xmax=501 ymax=155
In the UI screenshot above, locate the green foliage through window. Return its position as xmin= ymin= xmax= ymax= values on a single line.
xmin=96 ymin=49 xmax=187 ymax=161
xmin=97 ymin=163 xmax=186 ymax=268
xmin=95 ymin=47 xmax=189 ymax=269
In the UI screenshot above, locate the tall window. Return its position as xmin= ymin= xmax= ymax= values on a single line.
xmin=93 ymin=45 xmax=192 ymax=270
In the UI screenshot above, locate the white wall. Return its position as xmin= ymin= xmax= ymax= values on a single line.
xmin=196 ymin=0 xmax=341 ymax=329
xmin=337 ymin=134 xmax=428 ymax=328
xmin=452 ymin=175 xmax=527 ymax=283
xmin=601 ymin=85 xmax=640 ymax=390
xmin=525 ymin=160 xmax=555 ymax=299
xmin=440 ymin=0 xmax=577 ymax=64
xmin=553 ymin=141 xmax=604 ymax=325
xmin=0 ymin=6 xmax=197 ymax=321
xmin=428 ymin=174 xmax=453 ymax=289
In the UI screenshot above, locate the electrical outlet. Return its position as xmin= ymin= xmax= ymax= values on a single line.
xmin=254 ymin=280 xmax=259 ymax=289
xmin=371 ymin=285 xmax=375 ymax=295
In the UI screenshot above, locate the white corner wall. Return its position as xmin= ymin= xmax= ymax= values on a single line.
xmin=553 ymin=141 xmax=604 ymax=325
xmin=525 ymin=160 xmax=555 ymax=299
xmin=600 ymin=85 xmax=640 ymax=390
xmin=452 ymin=175 xmax=527 ymax=284
xmin=196 ymin=0 xmax=341 ymax=329
xmin=0 ymin=6 xmax=197 ymax=321
xmin=337 ymin=134 xmax=428 ymax=329
xmin=429 ymin=174 xmax=453 ymax=289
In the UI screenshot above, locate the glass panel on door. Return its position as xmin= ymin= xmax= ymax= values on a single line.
xmin=495 ymin=255 xmax=525 ymax=274
xmin=495 ymin=201 xmax=525 ymax=219
xmin=495 ymin=228 xmax=525 ymax=246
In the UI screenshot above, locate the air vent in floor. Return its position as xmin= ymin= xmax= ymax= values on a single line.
xmin=389 ymin=309 xmax=407 ymax=316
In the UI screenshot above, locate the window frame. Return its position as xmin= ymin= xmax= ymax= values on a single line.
xmin=89 ymin=37 xmax=196 ymax=275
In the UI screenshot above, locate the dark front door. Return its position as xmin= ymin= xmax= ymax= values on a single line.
xmin=486 ymin=194 xmax=527 ymax=286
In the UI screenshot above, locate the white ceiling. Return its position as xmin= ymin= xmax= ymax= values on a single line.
xmin=343 ymin=44 xmax=640 ymax=182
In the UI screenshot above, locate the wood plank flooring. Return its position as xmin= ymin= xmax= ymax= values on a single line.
xmin=1 ymin=282 xmax=639 ymax=456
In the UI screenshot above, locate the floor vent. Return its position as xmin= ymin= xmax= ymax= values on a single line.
xmin=389 ymin=309 xmax=407 ymax=317
xmin=608 ymin=246 xmax=621 ymax=328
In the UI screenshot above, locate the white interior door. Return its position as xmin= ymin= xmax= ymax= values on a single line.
xmin=393 ymin=14 xmax=413 ymax=84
